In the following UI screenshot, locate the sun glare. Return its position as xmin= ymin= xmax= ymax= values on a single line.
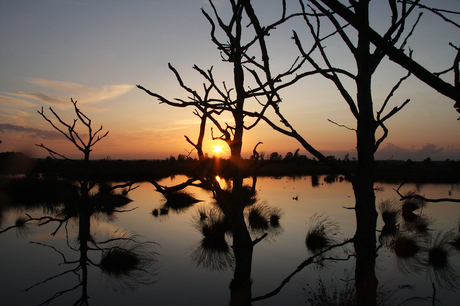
xmin=214 ymin=146 xmax=222 ymax=153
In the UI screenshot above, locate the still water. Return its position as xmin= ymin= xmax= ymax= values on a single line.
xmin=1 ymin=175 xmax=459 ymax=305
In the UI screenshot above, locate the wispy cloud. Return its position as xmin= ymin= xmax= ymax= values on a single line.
xmin=0 ymin=94 xmax=36 ymax=108
xmin=11 ymin=78 xmax=134 ymax=105
xmin=0 ymin=123 xmax=62 ymax=140
xmin=14 ymin=91 xmax=68 ymax=105
xmin=27 ymin=78 xmax=85 ymax=92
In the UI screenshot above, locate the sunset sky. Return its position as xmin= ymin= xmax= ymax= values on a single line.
xmin=1 ymin=0 xmax=459 ymax=161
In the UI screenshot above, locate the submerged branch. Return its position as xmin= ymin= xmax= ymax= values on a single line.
xmin=250 ymin=238 xmax=353 ymax=303
xmin=395 ymin=183 xmax=460 ymax=203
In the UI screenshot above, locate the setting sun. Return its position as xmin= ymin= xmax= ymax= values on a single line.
xmin=213 ymin=146 xmax=222 ymax=153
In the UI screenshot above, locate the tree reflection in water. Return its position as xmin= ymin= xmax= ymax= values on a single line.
xmin=150 ymin=175 xmax=284 ymax=305
xmin=146 ymin=171 xmax=460 ymax=305
xmin=1 ymin=177 xmax=158 ymax=305
xmin=2 ymin=173 xmax=460 ymax=305
xmin=294 ymin=193 xmax=460 ymax=306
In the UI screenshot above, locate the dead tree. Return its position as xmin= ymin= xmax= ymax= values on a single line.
xmin=3 ymin=98 xmax=136 ymax=236
xmin=238 ymin=1 xmax=459 ymax=305
xmin=138 ymin=1 xmax=310 ymax=304
xmin=36 ymin=98 xmax=108 ymax=165
xmin=137 ymin=1 xmax=307 ymax=165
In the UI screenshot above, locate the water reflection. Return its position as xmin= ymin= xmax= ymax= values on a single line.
xmin=1 ymin=175 xmax=459 ymax=305
xmin=0 ymin=176 xmax=158 ymax=305
xmin=252 ymin=181 xmax=460 ymax=305
xmin=147 ymin=174 xmax=460 ymax=305
xmin=150 ymin=176 xmax=284 ymax=305
xmin=380 ymin=197 xmax=460 ymax=292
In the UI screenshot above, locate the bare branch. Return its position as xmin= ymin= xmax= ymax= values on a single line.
xmin=36 ymin=98 xmax=109 ymax=161
xmin=405 ymin=0 xmax=460 ymax=29
xmin=292 ymin=30 xmax=359 ymax=119
xmin=24 ymin=268 xmax=79 ymax=292
xmin=250 ymin=238 xmax=354 ymax=303
xmin=377 ymin=69 xmax=411 ymax=119
xmin=318 ymin=0 xmax=460 ymax=113
xmin=395 ymin=183 xmax=460 ymax=203
xmin=34 ymin=143 xmax=77 ymax=162
xmin=327 ymin=119 xmax=356 ymax=131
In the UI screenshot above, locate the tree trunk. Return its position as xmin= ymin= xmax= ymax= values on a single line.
xmin=353 ymin=1 xmax=378 ymax=305
xmin=78 ymin=206 xmax=91 ymax=304
xmin=229 ymin=207 xmax=253 ymax=305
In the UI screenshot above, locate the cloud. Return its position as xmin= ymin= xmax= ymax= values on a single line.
xmin=77 ymin=84 xmax=134 ymax=103
xmin=376 ymin=143 xmax=406 ymax=158
xmin=0 ymin=123 xmax=62 ymax=140
xmin=14 ymin=91 xmax=68 ymax=105
xmin=27 ymin=78 xmax=86 ymax=92
xmin=419 ymin=143 xmax=443 ymax=155
xmin=0 ymin=94 xmax=36 ymax=108
xmin=375 ymin=142 xmax=455 ymax=161
xmin=11 ymin=78 xmax=134 ymax=105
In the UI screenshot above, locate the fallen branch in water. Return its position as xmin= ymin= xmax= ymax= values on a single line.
xmin=395 ymin=183 xmax=460 ymax=203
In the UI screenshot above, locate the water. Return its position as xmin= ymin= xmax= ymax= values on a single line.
xmin=1 ymin=175 xmax=459 ymax=305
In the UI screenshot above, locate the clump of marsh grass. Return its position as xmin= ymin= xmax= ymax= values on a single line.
xmin=192 ymin=206 xmax=231 ymax=251
xmin=247 ymin=206 xmax=269 ymax=231
xmin=425 ymin=231 xmax=459 ymax=290
xmin=378 ymin=199 xmax=400 ymax=240
xmin=379 ymin=199 xmax=400 ymax=227
xmin=100 ymin=248 xmax=140 ymax=277
xmin=13 ymin=215 xmax=32 ymax=237
xmin=245 ymin=203 xmax=283 ymax=237
xmin=162 ymin=191 xmax=201 ymax=212
xmin=401 ymin=191 xmax=426 ymax=223
xmin=390 ymin=234 xmax=424 ymax=275
xmin=303 ymin=277 xmax=355 ymax=306
xmin=190 ymin=206 xmax=234 ymax=271
xmin=98 ymin=230 xmax=158 ymax=292
xmin=151 ymin=207 xmax=169 ymax=219
xmin=392 ymin=235 xmax=420 ymax=259
xmin=305 ymin=214 xmax=340 ymax=253
xmin=303 ymin=274 xmax=428 ymax=306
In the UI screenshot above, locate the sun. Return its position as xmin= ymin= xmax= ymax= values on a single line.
xmin=213 ymin=145 xmax=222 ymax=153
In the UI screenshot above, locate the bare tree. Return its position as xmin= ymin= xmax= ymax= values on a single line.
xmin=239 ymin=1 xmax=458 ymax=305
xmin=36 ymin=98 xmax=108 ymax=165
xmin=138 ymin=1 xmax=457 ymax=305
xmin=2 ymin=99 xmax=154 ymax=305
xmin=36 ymin=98 xmax=109 ymax=197
xmin=138 ymin=1 xmax=309 ymax=303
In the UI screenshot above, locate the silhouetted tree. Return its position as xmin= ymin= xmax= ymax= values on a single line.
xmin=238 ymin=1 xmax=459 ymax=305
xmin=138 ymin=1 xmax=459 ymax=305
xmin=269 ymin=152 xmax=282 ymax=160
xmin=138 ymin=3 xmax=308 ymax=303
xmin=36 ymin=98 xmax=108 ymax=165
xmin=36 ymin=98 xmax=109 ymax=197
xmin=185 ymin=107 xmax=210 ymax=161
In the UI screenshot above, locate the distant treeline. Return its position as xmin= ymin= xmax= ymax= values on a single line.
xmin=1 ymin=152 xmax=459 ymax=183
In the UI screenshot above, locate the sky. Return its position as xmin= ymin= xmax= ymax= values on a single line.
xmin=0 ymin=0 xmax=459 ymax=161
